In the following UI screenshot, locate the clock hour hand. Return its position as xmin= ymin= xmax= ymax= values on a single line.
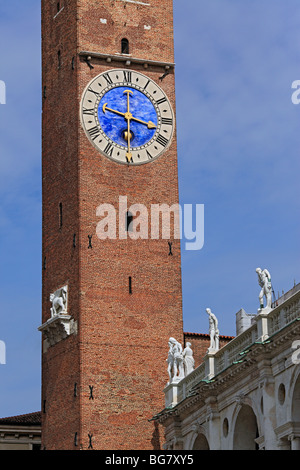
xmin=102 ymin=103 xmax=126 ymax=118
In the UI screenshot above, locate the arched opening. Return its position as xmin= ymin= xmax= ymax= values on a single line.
xmin=233 ymin=405 xmax=259 ymax=450
xmin=192 ymin=433 xmax=209 ymax=450
xmin=292 ymin=374 xmax=300 ymax=421
xmin=121 ymin=38 xmax=130 ymax=54
xmin=290 ymin=374 xmax=300 ymax=449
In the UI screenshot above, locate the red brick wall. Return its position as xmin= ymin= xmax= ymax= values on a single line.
xmin=41 ymin=0 xmax=183 ymax=450
xmin=78 ymin=0 xmax=175 ymax=64
xmin=41 ymin=0 xmax=81 ymax=450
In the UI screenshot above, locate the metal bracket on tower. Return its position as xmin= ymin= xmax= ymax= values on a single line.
xmin=88 ymin=235 xmax=93 ymax=249
xmin=84 ymin=56 xmax=94 ymax=69
xmin=168 ymin=241 xmax=173 ymax=256
xmin=159 ymin=68 xmax=170 ymax=81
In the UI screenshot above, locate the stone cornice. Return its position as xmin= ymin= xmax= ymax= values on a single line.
xmin=79 ymin=51 xmax=175 ymax=71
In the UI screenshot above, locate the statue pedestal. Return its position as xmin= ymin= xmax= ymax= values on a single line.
xmin=164 ymin=377 xmax=183 ymax=407
xmin=205 ymin=351 xmax=217 ymax=380
xmin=38 ymin=314 xmax=77 ymax=352
xmin=254 ymin=307 xmax=273 ymax=342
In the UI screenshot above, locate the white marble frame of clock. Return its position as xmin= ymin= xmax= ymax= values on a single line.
xmin=80 ymin=69 xmax=175 ymax=165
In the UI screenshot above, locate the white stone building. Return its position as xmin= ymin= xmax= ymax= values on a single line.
xmin=155 ymin=283 xmax=300 ymax=450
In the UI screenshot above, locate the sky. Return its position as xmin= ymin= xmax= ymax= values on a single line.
xmin=0 ymin=0 xmax=299 ymax=418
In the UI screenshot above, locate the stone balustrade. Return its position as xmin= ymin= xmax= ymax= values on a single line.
xmin=164 ymin=286 xmax=300 ymax=408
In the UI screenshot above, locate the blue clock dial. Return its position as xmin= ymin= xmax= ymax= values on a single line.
xmin=98 ymin=87 xmax=158 ymax=148
xmin=80 ymin=69 xmax=174 ymax=165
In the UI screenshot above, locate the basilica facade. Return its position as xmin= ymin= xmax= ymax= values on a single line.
xmin=155 ymin=283 xmax=300 ymax=450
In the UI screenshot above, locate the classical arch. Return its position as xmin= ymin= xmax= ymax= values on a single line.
xmin=232 ymin=404 xmax=259 ymax=450
xmin=291 ymin=373 xmax=300 ymax=422
xmin=192 ymin=433 xmax=210 ymax=450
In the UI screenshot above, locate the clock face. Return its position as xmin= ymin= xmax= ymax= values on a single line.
xmin=80 ymin=69 xmax=174 ymax=165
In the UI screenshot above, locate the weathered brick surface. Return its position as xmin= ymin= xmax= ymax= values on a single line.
xmin=41 ymin=0 xmax=183 ymax=450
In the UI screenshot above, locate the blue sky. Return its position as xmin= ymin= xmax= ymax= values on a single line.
xmin=0 ymin=0 xmax=299 ymax=418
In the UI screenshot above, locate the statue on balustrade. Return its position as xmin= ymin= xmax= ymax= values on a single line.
xmin=206 ymin=308 xmax=219 ymax=352
xmin=256 ymin=267 xmax=273 ymax=311
xmin=183 ymin=342 xmax=195 ymax=375
xmin=167 ymin=337 xmax=185 ymax=382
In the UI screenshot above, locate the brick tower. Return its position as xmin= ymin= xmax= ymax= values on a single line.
xmin=40 ymin=0 xmax=183 ymax=450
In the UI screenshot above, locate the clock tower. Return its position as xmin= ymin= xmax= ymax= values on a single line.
xmin=40 ymin=0 xmax=183 ymax=450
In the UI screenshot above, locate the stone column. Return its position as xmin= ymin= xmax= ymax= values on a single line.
xmin=259 ymin=361 xmax=277 ymax=449
xmin=205 ymin=396 xmax=220 ymax=450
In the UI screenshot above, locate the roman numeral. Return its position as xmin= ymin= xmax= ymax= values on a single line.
xmin=143 ymin=79 xmax=150 ymax=91
xmin=123 ymin=71 xmax=132 ymax=83
xmin=87 ymin=87 xmax=100 ymax=97
xmin=104 ymin=142 xmax=114 ymax=157
xmin=156 ymin=97 xmax=167 ymax=105
xmin=156 ymin=134 xmax=169 ymax=147
xmin=103 ymin=73 xmax=113 ymax=85
xmin=82 ymin=107 xmax=95 ymax=115
xmin=161 ymin=117 xmax=173 ymax=125
xmin=88 ymin=126 xmax=101 ymax=140
xmin=146 ymin=149 xmax=153 ymax=160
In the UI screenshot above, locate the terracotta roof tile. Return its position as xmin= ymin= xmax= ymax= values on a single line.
xmin=0 ymin=411 xmax=41 ymax=426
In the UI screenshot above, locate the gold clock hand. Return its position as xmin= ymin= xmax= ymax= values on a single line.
xmin=130 ymin=116 xmax=157 ymax=129
xmin=103 ymin=104 xmax=156 ymax=129
xmin=102 ymin=103 xmax=126 ymax=118
xmin=103 ymin=99 xmax=156 ymax=129
xmin=123 ymin=90 xmax=133 ymax=163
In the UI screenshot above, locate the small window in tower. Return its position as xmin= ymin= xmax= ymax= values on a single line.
xmin=129 ymin=276 xmax=132 ymax=295
xmin=126 ymin=211 xmax=133 ymax=232
xmin=57 ymin=50 xmax=61 ymax=69
xmin=53 ymin=1 xmax=64 ymax=18
xmin=59 ymin=202 xmax=63 ymax=228
xmin=121 ymin=38 xmax=130 ymax=55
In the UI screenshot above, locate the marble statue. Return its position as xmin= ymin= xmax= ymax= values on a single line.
xmin=50 ymin=285 xmax=68 ymax=317
xmin=256 ymin=268 xmax=272 ymax=310
xmin=167 ymin=337 xmax=185 ymax=382
xmin=183 ymin=342 xmax=195 ymax=375
xmin=206 ymin=308 xmax=220 ymax=352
